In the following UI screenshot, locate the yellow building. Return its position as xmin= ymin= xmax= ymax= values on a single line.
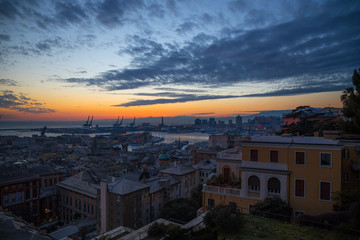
xmin=203 ymin=135 xmax=360 ymax=218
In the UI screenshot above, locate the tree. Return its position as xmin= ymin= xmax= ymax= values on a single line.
xmin=204 ymin=204 xmax=242 ymax=233
xmin=147 ymin=222 xmax=167 ymax=237
xmin=332 ymin=187 xmax=360 ymax=211
xmin=160 ymin=199 xmax=199 ymax=223
xmin=339 ymin=68 xmax=360 ymax=133
xmin=251 ymin=197 xmax=292 ymax=222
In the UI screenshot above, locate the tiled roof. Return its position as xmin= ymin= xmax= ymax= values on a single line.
xmin=108 ymin=178 xmax=149 ymax=195
xmin=57 ymin=171 xmax=98 ymax=198
xmin=159 ymin=165 xmax=195 ymax=175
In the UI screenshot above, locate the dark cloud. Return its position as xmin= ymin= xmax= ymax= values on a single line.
xmin=95 ymin=0 xmax=145 ymax=27
xmin=119 ymin=35 xmax=167 ymax=64
xmin=228 ymin=0 xmax=248 ymax=12
xmin=154 ymin=87 xmax=205 ymax=93
xmin=55 ymin=1 xmax=88 ymax=25
xmin=241 ymin=85 xmax=345 ymax=98
xmin=0 ymin=90 xmax=55 ymax=113
xmin=113 ymin=93 xmax=240 ymax=107
xmin=0 ymin=34 xmax=10 ymax=42
xmin=147 ymin=3 xmax=165 ymax=18
xmin=192 ymin=112 xmax=215 ymax=116
xmin=244 ymin=9 xmax=275 ymax=27
xmin=35 ymin=37 xmax=62 ymax=52
xmin=176 ymin=21 xmax=198 ymax=34
xmin=0 ymin=0 xmax=20 ymax=20
xmin=62 ymin=6 xmax=359 ymax=98
xmin=165 ymin=0 xmax=177 ymax=14
xmin=0 ymin=78 xmax=18 ymax=86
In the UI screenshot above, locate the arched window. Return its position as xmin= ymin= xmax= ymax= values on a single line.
xmin=248 ymin=175 xmax=260 ymax=191
xmin=267 ymin=177 xmax=280 ymax=194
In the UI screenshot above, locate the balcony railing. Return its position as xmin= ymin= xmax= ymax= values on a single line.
xmin=203 ymin=184 xmax=242 ymax=196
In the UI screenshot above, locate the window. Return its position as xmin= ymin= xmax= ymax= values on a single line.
xmin=270 ymin=150 xmax=278 ymax=163
xmin=295 ymin=179 xmax=305 ymax=197
xmin=320 ymin=153 xmax=332 ymax=167
xmin=250 ymin=149 xmax=258 ymax=161
xmin=342 ymin=172 xmax=349 ymax=183
xmin=320 ymin=181 xmax=331 ymax=201
xmin=208 ymin=198 xmax=215 ymax=209
xmin=295 ymin=152 xmax=305 ymax=165
xmin=342 ymin=149 xmax=350 ymax=159
xmin=248 ymin=175 xmax=260 ymax=192
xmin=268 ymin=177 xmax=280 ymax=194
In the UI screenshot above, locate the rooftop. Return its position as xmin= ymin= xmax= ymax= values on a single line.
xmin=244 ymin=135 xmax=340 ymax=145
xmin=159 ymin=165 xmax=195 ymax=176
xmin=57 ymin=171 xmax=98 ymax=198
xmin=108 ymin=178 xmax=149 ymax=195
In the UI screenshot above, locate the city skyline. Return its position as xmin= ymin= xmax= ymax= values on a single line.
xmin=0 ymin=0 xmax=359 ymax=121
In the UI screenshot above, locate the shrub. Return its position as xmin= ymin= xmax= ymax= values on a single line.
xmin=251 ymin=197 xmax=292 ymax=222
xmin=147 ymin=222 xmax=167 ymax=237
xmin=204 ymin=204 xmax=242 ymax=233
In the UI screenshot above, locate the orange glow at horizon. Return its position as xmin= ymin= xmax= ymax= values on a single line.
xmin=0 ymin=91 xmax=343 ymax=121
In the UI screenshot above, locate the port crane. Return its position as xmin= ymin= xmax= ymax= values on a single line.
xmin=83 ymin=115 xmax=93 ymax=129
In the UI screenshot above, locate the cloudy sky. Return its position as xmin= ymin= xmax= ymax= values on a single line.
xmin=0 ymin=0 xmax=359 ymax=121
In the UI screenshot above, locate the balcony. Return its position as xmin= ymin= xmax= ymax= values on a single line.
xmin=203 ymin=184 xmax=242 ymax=197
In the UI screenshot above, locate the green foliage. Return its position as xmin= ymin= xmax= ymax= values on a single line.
xmin=147 ymin=222 xmax=167 ymax=237
xmin=332 ymin=187 xmax=360 ymax=211
xmin=204 ymin=204 xmax=242 ymax=233
xmin=163 ymin=226 xmax=188 ymax=240
xmin=339 ymin=68 xmax=360 ymax=133
xmin=206 ymin=174 xmax=225 ymax=185
xmin=251 ymin=197 xmax=292 ymax=222
xmin=160 ymin=198 xmax=200 ymax=223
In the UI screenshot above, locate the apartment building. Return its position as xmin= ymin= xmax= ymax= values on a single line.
xmin=57 ymin=171 xmax=97 ymax=223
xmin=159 ymin=165 xmax=197 ymax=199
xmin=203 ymin=135 xmax=360 ymax=218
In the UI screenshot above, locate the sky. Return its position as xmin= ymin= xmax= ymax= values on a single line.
xmin=0 ymin=0 xmax=359 ymax=121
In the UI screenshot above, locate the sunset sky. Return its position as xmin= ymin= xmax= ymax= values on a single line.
xmin=0 ymin=0 xmax=359 ymax=121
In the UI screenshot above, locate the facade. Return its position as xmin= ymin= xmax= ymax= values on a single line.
xmin=99 ymin=179 xmax=150 ymax=233
xmin=98 ymin=176 xmax=181 ymax=233
xmin=0 ymin=166 xmax=62 ymax=226
xmin=193 ymin=159 xmax=217 ymax=185
xmin=159 ymin=165 xmax=197 ymax=199
xmin=203 ymin=136 xmax=360 ymax=218
xmin=57 ymin=171 xmax=98 ymax=223
xmin=0 ymin=167 xmax=41 ymax=224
